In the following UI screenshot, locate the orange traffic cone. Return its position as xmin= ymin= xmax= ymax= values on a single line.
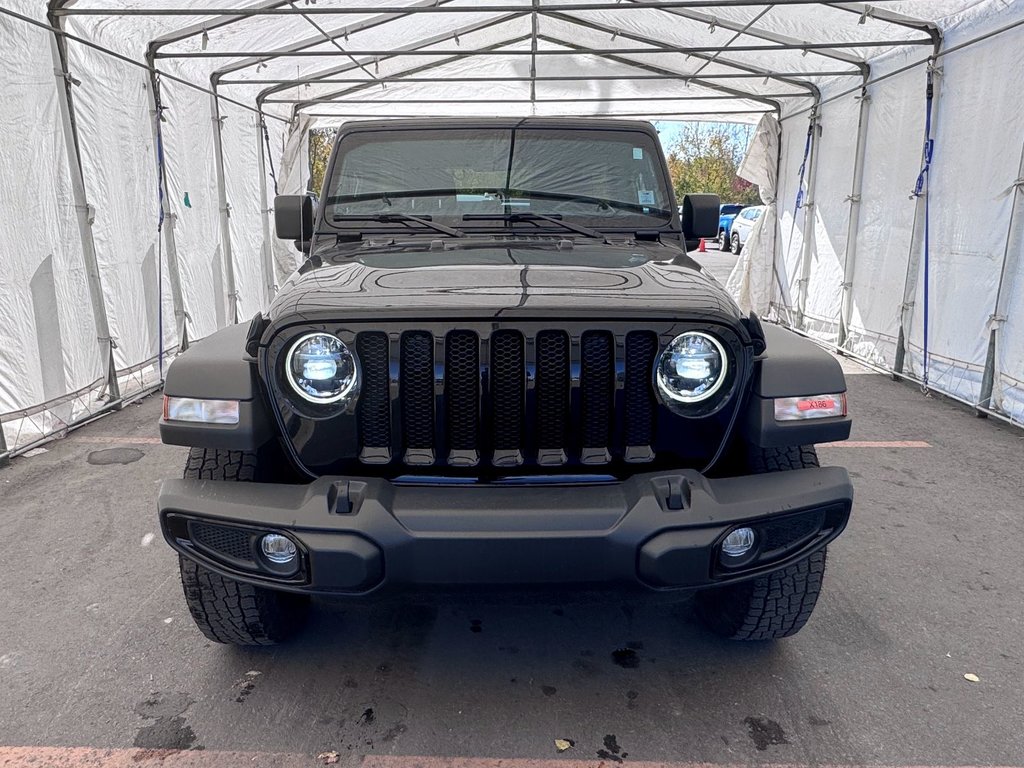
xmin=698 ymin=237 xmax=707 ymax=253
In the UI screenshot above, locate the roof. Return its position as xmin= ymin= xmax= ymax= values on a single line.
xmin=30 ymin=1 xmax=993 ymax=126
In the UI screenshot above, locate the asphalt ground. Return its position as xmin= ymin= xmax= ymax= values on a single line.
xmin=1 ymin=245 xmax=1022 ymax=767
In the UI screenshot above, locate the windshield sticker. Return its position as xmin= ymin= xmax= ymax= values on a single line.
xmin=633 ymin=147 xmax=644 ymax=160
xmin=638 ymin=189 xmax=655 ymax=205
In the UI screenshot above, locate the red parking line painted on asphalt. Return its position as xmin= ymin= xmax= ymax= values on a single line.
xmin=0 ymin=747 xmax=310 ymax=767
xmin=819 ymin=440 xmax=931 ymax=448
xmin=1 ymin=751 xmax=1019 ymax=768
xmin=362 ymin=759 xmax=1022 ymax=768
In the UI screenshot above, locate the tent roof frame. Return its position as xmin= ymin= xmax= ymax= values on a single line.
xmin=45 ymin=0 xmax=943 ymax=122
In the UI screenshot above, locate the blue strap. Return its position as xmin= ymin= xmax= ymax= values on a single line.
xmin=913 ymin=69 xmax=936 ymax=389
xmin=794 ymin=118 xmax=813 ymax=212
xmin=154 ymin=81 xmax=168 ymax=378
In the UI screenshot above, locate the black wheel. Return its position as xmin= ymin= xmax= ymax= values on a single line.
xmin=695 ymin=445 xmax=828 ymax=641
xmin=731 ymin=232 xmax=742 ymax=255
xmin=178 ymin=448 xmax=309 ymax=646
xmin=718 ymin=230 xmax=728 ymax=250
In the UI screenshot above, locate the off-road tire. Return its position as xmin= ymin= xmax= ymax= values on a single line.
xmin=183 ymin=447 xmax=258 ymax=482
xmin=178 ymin=448 xmax=309 ymax=646
xmin=178 ymin=555 xmax=307 ymax=646
xmin=748 ymin=444 xmax=819 ymax=473
xmin=695 ymin=444 xmax=827 ymax=641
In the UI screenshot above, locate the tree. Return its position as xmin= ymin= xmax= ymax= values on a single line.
xmin=309 ymin=127 xmax=338 ymax=194
xmin=664 ymin=123 xmax=761 ymax=205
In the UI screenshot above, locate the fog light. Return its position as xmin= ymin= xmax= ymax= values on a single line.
xmin=260 ymin=534 xmax=297 ymax=564
xmin=722 ymin=527 xmax=756 ymax=558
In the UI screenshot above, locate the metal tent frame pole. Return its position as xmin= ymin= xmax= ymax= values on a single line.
xmin=301 ymin=109 xmax=774 ymax=119
xmin=838 ymin=75 xmax=872 ymax=349
xmin=46 ymin=5 xmax=121 ymax=406
xmin=542 ymin=12 xmax=819 ymax=98
xmin=539 ymin=36 xmax=783 ymax=113
xmin=894 ymin=49 xmax=943 ymax=380
xmin=289 ymin=33 xmax=535 ymax=113
xmin=0 ymin=417 xmax=8 ymax=466
xmin=978 ymin=138 xmax=1024 ymax=416
xmin=256 ymin=111 xmax=276 ymax=305
xmin=217 ymin=0 xmax=465 ymax=84
xmin=144 ymin=55 xmax=190 ymax=357
xmin=210 ymin=77 xmax=240 ymax=326
xmin=52 ymin=2 xmax=944 ymax=17
xmin=158 ymin=40 xmax=935 ymax=59
xmin=794 ymin=105 xmax=822 ymax=330
xmin=250 ymin=13 xmax=529 ymax=112
xmin=622 ymin=0 xmax=870 ymax=77
xmin=227 ymin=71 xmax=860 ymax=85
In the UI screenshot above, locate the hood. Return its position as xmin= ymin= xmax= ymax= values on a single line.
xmin=267 ymin=238 xmax=742 ymax=326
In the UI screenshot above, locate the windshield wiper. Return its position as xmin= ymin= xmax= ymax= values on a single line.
xmin=511 ymin=189 xmax=672 ymax=217
xmin=463 ymin=212 xmax=605 ymax=240
xmin=332 ymin=213 xmax=466 ymax=238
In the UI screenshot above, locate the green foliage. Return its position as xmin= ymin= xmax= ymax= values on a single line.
xmin=309 ymin=127 xmax=338 ymax=195
xmin=665 ymin=123 xmax=761 ymax=206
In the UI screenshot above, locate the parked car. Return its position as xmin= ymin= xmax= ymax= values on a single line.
xmin=730 ymin=204 xmax=766 ymax=254
xmin=157 ymin=118 xmax=852 ymax=646
xmin=717 ymin=203 xmax=747 ymax=249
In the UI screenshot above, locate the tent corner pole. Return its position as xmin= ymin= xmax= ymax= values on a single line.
xmin=255 ymin=98 xmax=277 ymax=306
xmin=838 ymin=72 xmax=872 ymax=349
xmin=210 ymin=74 xmax=239 ymax=326
xmin=46 ymin=5 xmax=121 ymax=406
xmin=895 ymin=41 xmax=943 ymax=381
xmin=794 ymin=99 xmax=822 ymax=331
xmin=145 ymin=47 xmax=190 ymax=359
xmin=0 ymin=420 xmax=9 ymax=467
xmin=977 ymin=136 xmax=1024 ymax=416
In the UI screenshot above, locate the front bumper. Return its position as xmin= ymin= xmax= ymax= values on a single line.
xmin=158 ymin=467 xmax=852 ymax=595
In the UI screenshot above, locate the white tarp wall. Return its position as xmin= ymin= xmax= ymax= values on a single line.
xmin=756 ymin=7 xmax=1024 ymax=424
xmin=2 ymin=0 xmax=1024 ymax=459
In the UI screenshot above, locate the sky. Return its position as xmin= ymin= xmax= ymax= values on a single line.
xmin=651 ymin=120 xmax=756 ymax=156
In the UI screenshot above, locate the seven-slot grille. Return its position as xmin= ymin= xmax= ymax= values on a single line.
xmin=355 ymin=328 xmax=660 ymax=469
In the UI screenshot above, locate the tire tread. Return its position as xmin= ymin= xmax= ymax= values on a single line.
xmin=178 ymin=448 xmax=307 ymax=646
xmin=695 ymin=444 xmax=826 ymax=641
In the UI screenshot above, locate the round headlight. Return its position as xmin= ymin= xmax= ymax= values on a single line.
xmin=285 ymin=332 xmax=359 ymax=404
xmin=656 ymin=331 xmax=728 ymax=404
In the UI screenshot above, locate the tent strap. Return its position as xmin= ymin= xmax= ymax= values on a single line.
xmin=795 ymin=118 xmax=813 ymax=212
xmin=911 ymin=66 xmax=936 ymax=391
xmin=260 ymin=115 xmax=279 ymax=196
xmin=154 ymin=78 xmax=167 ymax=379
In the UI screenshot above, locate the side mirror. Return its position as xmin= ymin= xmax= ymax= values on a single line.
xmin=275 ymin=194 xmax=316 ymax=247
xmin=680 ymin=193 xmax=721 ymax=249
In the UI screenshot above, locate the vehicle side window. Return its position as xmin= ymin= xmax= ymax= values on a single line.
xmin=751 ymin=209 xmax=762 ymax=220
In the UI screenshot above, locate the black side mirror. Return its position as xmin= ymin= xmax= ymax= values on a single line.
xmin=680 ymin=193 xmax=721 ymax=249
xmin=275 ymin=194 xmax=316 ymax=248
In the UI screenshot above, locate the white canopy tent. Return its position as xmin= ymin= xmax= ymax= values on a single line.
xmin=1 ymin=0 xmax=1023 ymax=461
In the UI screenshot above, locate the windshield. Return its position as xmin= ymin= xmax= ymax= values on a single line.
xmin=324 ymin=126 xmax=674 ymax=232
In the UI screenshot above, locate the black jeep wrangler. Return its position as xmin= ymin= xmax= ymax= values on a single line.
xmin=158 ymin=118 xmax=852 ymax=646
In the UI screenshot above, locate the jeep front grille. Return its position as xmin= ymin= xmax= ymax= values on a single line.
xmin=355 ymin=327 xmax=661 ymax=469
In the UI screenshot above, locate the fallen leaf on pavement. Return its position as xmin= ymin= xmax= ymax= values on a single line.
xmin=554 ymin=739 xmax=575 ymax=752
xmin=318 ymin=751 xmax=340 ymax=764
xmin=963 ymin=673 xmax=980 ymax=683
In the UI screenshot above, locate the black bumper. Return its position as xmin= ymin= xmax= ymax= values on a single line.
xmin=158 ymin=467 xmax=852 ymax=595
